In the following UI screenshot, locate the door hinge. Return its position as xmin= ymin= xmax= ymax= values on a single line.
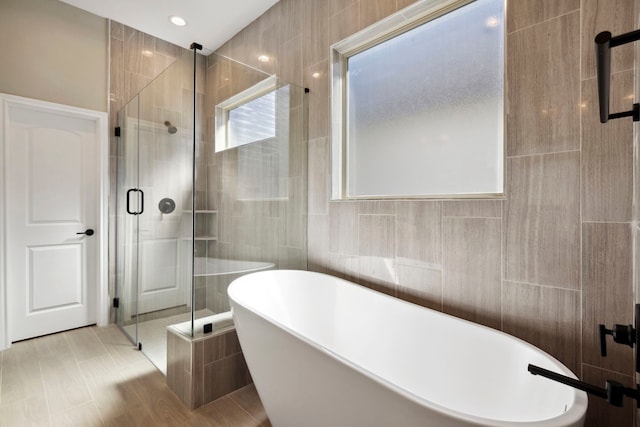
xmin=112 ymin=297 xmax=119 ymax=308
xmin=114 ymin=126 xmax=121 ymax=137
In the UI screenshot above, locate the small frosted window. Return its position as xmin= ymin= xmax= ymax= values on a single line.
xmin=215 ymin=76 xmax=291 ymax=200
xmin=228 ymin=91 xmax=276 ymax=147
xmin=334 ymin=0 xmax=504 ymax=198
xmin=216 ymin=76 xmax=285 ymax=152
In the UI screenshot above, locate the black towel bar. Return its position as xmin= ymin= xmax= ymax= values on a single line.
xmin=595 ymin=29 xmax=640 ymax=123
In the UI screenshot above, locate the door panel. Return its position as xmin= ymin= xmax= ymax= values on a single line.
xmin=29 ymin=128 xmax=82 ymax=222
xmin=30 ymin=244 xmax=82 ymax=310
xmin=6 ymin=102 xmax=98 ymax=341
xmin=137 ymin=238 xmax=182 ymax=314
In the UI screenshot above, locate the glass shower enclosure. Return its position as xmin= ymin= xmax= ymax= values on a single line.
xmin=115 ymin=48 xmax=308 ymax=374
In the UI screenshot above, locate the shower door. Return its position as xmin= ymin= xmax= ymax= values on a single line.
xmin=115 ymin=96 xmax=140 ymax=341
xmin=115 ymin=51 xmax=195 ymax=346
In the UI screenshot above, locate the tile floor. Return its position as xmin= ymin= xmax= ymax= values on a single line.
xmin=122 ymin=309 xmax=215 ymax=374
xmin=0 ymin=325 xmax=270 ymax=426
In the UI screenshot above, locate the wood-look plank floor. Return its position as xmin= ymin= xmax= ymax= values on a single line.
xmin=0 ymin=325 xmax=271 ymax=427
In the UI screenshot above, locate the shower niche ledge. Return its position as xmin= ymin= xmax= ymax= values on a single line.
xmin=181 ymin=210 xmax=218 ymax=241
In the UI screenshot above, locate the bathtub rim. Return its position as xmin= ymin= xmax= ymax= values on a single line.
xmin=228 ymin=269 xmax=588 ymax=427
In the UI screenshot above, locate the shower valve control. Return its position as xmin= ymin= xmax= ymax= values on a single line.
xmin=598 ymin=304 xmax=640 ymax=374
xmin=599 ymin=323 xmax=636 ymax=356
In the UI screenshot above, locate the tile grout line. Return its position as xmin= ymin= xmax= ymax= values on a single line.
xmin=578 ymin=0 xmax=584 ymax=382
xmin=506 ymin=149 xmax=581 ymax=159
xmin=582 ymin=220 xmax=633 ymax=224
xmin=90 ymin=326 xmax=120 ymax=368
xmin=38 ymin=334 xmax=66 ymax=426
xmin=582 ymin=362 xmax=637 ymax=379
xmin=84 ymin=325 xmax=135 ymax=421
xmin=64 ymin=330 xmax=103 ymax=425
xmin=507 ymin=8 xmax=580 ymax=35
xmin=227 ymin=392 xmax=265 ymax=425
xmin=442 ymin=215 xmax=502 ymax=219
xmin=503 ymin=279 xmax=582 ymax=293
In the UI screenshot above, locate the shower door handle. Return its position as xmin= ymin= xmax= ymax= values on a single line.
xmin=126 ymin=188 xmax=144 ymax=215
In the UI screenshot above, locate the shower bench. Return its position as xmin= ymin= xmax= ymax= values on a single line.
xmin=166 ymin=311 xmax=251 ymax=409
xmin=166 ymin=257 xmax=274 ymax=409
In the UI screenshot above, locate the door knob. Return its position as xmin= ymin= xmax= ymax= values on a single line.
xmin=77 ymin=229 xmax=95 ymax=236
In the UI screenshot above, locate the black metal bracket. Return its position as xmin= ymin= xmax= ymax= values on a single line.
xmin=599 ymin=323 xmax=636 ymax=356
xmin=190 ymin=42 xmax=203 ymax=51
xmin=528 ymin=364 xmax=640 ymax=408
xmin=599 ymin=304 xmax=640 ymax=374
xmin=595 ymin=29 xmax=640 ymax=123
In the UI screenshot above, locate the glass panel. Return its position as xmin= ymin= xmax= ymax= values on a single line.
xmin=115 ymin=49 xmax=309 ymax=370
xmin=345 ymin=0 xmax=504 ymax=197
xmin=115 ymin=94 xmax=140 ymax=345
xmin=135 ymin=50 xmax=196 ymax=372
xmin=189 ymin=54 xmax=307 ymax=338
xmin=236 ymin=85 xmax=290 ymax=201
xmin=115 ymin=49 xmax=200 ymax=374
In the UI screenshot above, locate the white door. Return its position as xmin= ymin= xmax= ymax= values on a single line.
xmin=4 ymin=98 xmax=101 ymax=342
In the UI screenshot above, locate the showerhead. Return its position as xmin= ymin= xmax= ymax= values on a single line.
xmin=164 ymin=120 xmax=178 ymax=134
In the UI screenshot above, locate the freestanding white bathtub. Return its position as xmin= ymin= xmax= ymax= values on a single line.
xmin=228 ymin=270 xmax=587 ymax=427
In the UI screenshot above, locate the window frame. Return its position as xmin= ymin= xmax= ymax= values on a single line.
xmin=330 ymin=0 xmax=505 ymax=200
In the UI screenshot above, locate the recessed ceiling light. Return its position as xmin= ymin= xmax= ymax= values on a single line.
xmin=258 ymin=55 xmax=270 ymax=63
xmin=169 ymin=15 xmax=187 ymax=27
xmin=312 ymin=72 xmax=321 ymax=79
xmin=485 ymin=16 xmax=499 ymax=28
xmin=141 ymin=50 xmax=154 ymax=57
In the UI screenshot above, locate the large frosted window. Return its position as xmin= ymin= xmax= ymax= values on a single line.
xmin=332 ymin=0 xmax=504 ymax=198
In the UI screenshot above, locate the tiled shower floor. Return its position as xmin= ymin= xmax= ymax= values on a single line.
xmin=0 ymin=324 xmax=270 ymax=426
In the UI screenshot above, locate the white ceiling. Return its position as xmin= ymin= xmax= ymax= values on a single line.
xmin=58 ymin=0 xmax=280 ymax=54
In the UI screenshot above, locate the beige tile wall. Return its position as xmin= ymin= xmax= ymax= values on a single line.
xmin=213 ymin=0 xmax=637 ymax=425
